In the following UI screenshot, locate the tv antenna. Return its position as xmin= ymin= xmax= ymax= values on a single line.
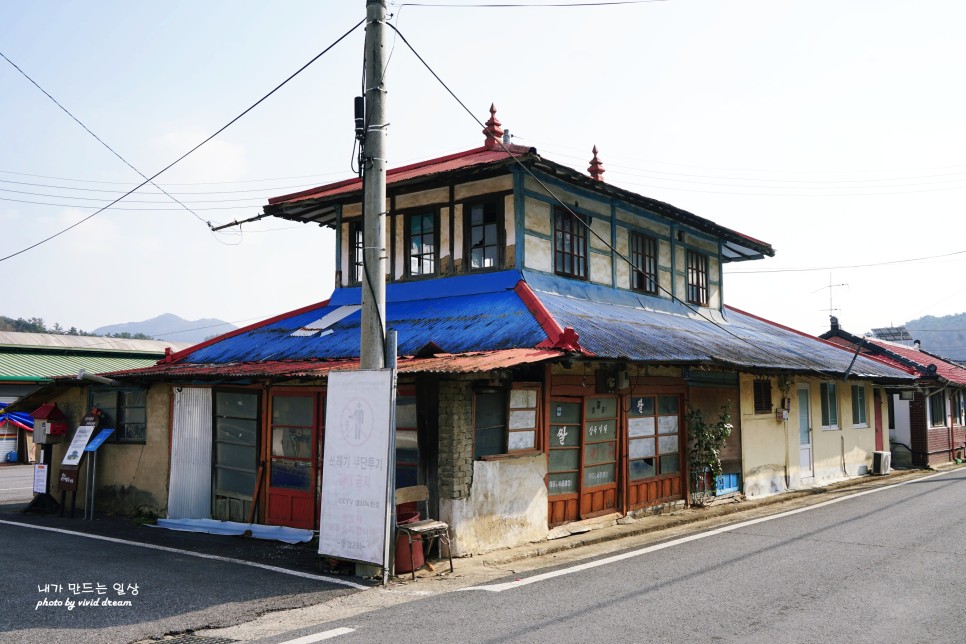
xmin=813 ymin=273 xmax=848 ymax=316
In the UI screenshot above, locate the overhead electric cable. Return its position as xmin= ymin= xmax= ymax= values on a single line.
xmin=386 ymin=23 xmax=849 ymax=379
xmin=727 ymin=250 xmax=966 ymax=274
xmin=0 ymin=17 xmax=364 ymax=263
xmin=0 ymin=50 xmax=222 ymax=232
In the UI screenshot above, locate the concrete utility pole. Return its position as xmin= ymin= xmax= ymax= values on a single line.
xmin=361 ymin=0 xmax=388 ymax=370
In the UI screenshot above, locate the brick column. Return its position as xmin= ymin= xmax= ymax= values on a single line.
xmin=437 ymin=379 xmax=474 ymax=499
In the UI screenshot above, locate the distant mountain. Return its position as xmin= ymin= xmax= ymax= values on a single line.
xmin=904 ymin=313 xmax=966 ymax=362
xmin=94 ymin=313 xmax=236 ymax=344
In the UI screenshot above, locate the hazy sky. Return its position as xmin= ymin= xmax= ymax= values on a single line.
xmin=2 ymin=1 xmax=964 ymax=342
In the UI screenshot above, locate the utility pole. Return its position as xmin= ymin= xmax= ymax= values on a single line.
xmin=361 ymin=0 xmax=388 ymax=371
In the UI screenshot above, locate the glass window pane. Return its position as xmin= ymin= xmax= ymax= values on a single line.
xmin=628 ymin=417 xmax=655 ymax=437
xmin=270 ymin=459 xmax=312 ymax=490
xmin=217 ymin=443 xmax=255 ymax=470
xmin=551 ymin=424 xmax=580 ymax=447
xmin=659 ymin=453 xmax=679 ymax=475
xmin=216 ymin=418 xmax=257 ymax=445
xmin=551 ymin=402 xmax=581 ymax=424
xmin=630 ymin=437 xmax=656 ymax=459
xmin=584 ymin=419 xmax=616 ymax=442
xmin=120 ymin=423 xmax=146 ymax=442
xmin=583 ymin=464 xmax=615 ymax=488
xmin=584 ymin=440 xmax=616 ymax=466
xmin=510 ymin=389 xmax=537 ymax=409
xmin=509 ymin=410 xmax=535 ymax=430
xmin=629 ymin=458 xmax=655 ymax=480
xmin=216 ymin=392 xmax=258 ymax=419
xmin=658 ymin=416 xmax=678 ymax=434
xmin=215 ymin=468 xmax=255 ymax=497
xmin=272 ymin=426 xmax=312 ymax=458
xmin=659 ymin=434 xmax=679 ymax=454
xmin=549 ymin=448 xmax=580 ymax=472
xmin=272 ymin=396 xmax=314 ymax=426
xmin=628 ymin=396 xmax=654 ymax=417
xmin=121 ymin=389 xmax=146 ymax=407
xmin=508 ymin=430 xmax=535 ymax=450
xmin=587 ymin=397 xmax=617 ymax=419
xmin=658 ymin=396 xmax=679 ymax=415
xmin=397 ymin=396 xmax=417 ymax=428
xmin=548 ymin=472 xmax=578 ymax=496
xmin=124 ymin=406 xmax=146 ymax=424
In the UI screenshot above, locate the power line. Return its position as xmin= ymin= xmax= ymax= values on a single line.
xmin=0 ymin=196 xmax=260 ymax=211
xmin=0 ymin=50 xmax=220 ymax=232
xmin=0 ymin=17 xmax=365 ymax=263
xmin=0 ymin=177 xmax=324 ymax=196
xmin=726 ymin=250 xmax=966 ymax=275
xmin=396 ymin=1 xmax=668 ymax=7
xmin=0 ymin=168 xmax=342 ymax=186
xmin=386 ymin=22 xmax=844 ymax=379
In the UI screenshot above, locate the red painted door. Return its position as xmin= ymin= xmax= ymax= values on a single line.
xmin=267 ymin=391 xmax=322 ymax=530
xmin=873 ymin=389 xmax=884 ymax=451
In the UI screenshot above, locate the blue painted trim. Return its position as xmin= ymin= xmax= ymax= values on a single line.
xmin=610 ymin=200 xmax=618 ymax=288
xmin=334 ymin=204 xmax=343 ymax=284
xmin=513 ymin=166 xmax=526 ymax=270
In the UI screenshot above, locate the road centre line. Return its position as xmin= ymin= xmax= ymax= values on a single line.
xmin=461 ymin=470 xmax=952 ymax=593
xmin=277 ymin=627 xmax=356 ymax=643
xmin=0 ymin=519 xmax=368 ymax=590
xmin=0 ymin=486 xmax=32 ymax=491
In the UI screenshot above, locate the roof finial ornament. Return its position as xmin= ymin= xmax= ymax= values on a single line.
xmin=588 ymin=145 xmax=605 ymax=182
xmin=483 ymin=103 xmax=504 ymax=150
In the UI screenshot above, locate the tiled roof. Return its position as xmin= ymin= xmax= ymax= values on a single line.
xmin=866 ymin=338 xmax=966 ymax=386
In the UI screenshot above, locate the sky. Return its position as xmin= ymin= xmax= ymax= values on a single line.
xmin=2 ymin=0 xmax=965 ymax=342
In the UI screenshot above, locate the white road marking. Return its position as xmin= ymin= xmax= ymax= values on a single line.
xmin=0 ymin=519 xmax=368 ymax=589
xmin=461 ymin=470 xmax=952 ymax=592
xmin=278 ymin=627 xmax=356 ymax=643
xmin=0 ymin=486 xmax=31 ymax=491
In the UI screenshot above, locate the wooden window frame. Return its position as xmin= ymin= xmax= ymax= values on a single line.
xmin=405 ymin=209 xmax=439 ymax=278
xmin=928 ymin=391 xmax=947 ymax=428
xmin=474 ymin=382 xmax=541 ymax=460
xmin=630 ymin=231 xmax=658 ymax=294
xmin=349 ymin=219 xmax=364 ymax=284
xmin=685 ymin=250 xmax=709 ymax=306
xmin=850 ymin=384 xmax=868 ymax=428
xmin=820 ymin=382 xmax=839 ymax=429
xmin=89 ymin=387 xmax=147 ymax=444
xmin=464 ymin=197 xmax=504 ymax=272
xmin=753 ymin=379 xmax=773 ymax=415
xmin=553 ymin=207 xmax=588 ymax=280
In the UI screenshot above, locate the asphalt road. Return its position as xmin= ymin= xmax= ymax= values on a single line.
xmin=0 ymin=480 xmax=369 ymax=644
xmin=245 ymin=469 xmax=966 ymax=644
xmin=0 ymin=463 xmax=34 ymax=504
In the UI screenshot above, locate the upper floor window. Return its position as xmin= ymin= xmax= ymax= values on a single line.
xmin=466 ymin=199 xmax=503 ymax=271
xmin=407 ymin=211 xmax=437 ymax=277
xmin=850 ymin=384 xmax=868 ymax=427
xmin=686 ymin=250 xmax=708 ymax=306
xmin=90 ymin=388 xmax=147 ymax=443
xmin=350 ymin=220 xmax=364 ymax=284
xmin=820 ymin=382 xmax=838 ymax=429
xmin=554 ymin=207 xmax=587 ymax=279
xmin=630 ymin=232 xmax=658 ymax=294
xmin=753 ymin=379 xmax=773 ymax=414
xmin=928 ymin=391 xmax=947 ymax=427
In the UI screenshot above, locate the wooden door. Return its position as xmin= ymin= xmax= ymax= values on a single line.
xmin=580 ymin=396 xmax=619 ymax=518
xmin=267 ymin=391 xmax=321 ymax=530
xmin=548 ymin=399 xmax=581 ymax=526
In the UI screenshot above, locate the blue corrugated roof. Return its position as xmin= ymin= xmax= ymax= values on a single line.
xmin=523 ymin=271 xmax=913 ymax=379
xmin=181 ymin=271 xmax=549 ymax=363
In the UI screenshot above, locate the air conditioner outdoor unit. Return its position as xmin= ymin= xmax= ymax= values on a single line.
xmin=872 ymin=450 xmax=891 ymax=475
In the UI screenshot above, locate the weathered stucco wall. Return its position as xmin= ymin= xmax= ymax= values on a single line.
xmin=440 ymin=455 xmax=548 ymax=556
xmin=41 ymin=383 xmax=170 ymax=516
xmin=742 ymin=375 xmax=876 ymax=498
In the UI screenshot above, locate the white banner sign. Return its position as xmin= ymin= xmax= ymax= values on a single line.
xmin=32 ymin=463 xmax=48 ymax=494
xmin=319 ymin=369 xmax=395 ymax=566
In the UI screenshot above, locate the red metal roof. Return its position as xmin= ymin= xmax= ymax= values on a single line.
xmin=106 ymin=348 xmax=563 ymax=380
xmin=268 ymin=144 xmax=533 ymax=206
xmin=865 ymin=338 xmax=966 ymax=385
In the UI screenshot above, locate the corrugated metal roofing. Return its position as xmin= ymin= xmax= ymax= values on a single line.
xmin=0 ymin=331 xmax=190 ymax=353
xmin=0 ymin=352 xmax=168 ymax=381
xmin=865 ymin=338 xmax=966 ymax=385
xmin=175 ymin=271 xmax=549 ymax=365
xmin=524 ymin=272 xmax=913 ymax=380
xmin=108 ymin=349 xmax=563 ymax=381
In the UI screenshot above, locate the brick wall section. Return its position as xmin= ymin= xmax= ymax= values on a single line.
xmin=437 ymin=379 xmax=474 ymax=499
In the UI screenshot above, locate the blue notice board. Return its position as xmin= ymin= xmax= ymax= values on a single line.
xmin=84 ymin=428 xmax=115 ymax=452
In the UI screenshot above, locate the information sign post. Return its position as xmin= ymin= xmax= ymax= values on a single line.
xmin=318 ymin=369 xmax=397 ymax=575
xmin=84 ymin=428 xmax=114 ymax=520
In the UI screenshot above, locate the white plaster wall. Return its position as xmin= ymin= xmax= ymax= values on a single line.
xmin=504 ymin=194 xmax=515 ymax=250
xmin=525 ymin=198 xmax=552 ymax=236
xmin=452 ymin=204 xmax=463 ymax=261
xmin=455 ymin=175 xmax=512 ymax=201
xmin=590 ymin=252 xmax=612 ymax=286
xmin=395 ymin=187 xmax=449 ymax=209
xmin=616 ymin=232 xmax=630 ymax=288
xmin=440 ymin=455 xmax=548 ymax=555
xmin=525 ymin=234 xmax=553 ymax=273
xmin=589 ymin=218 xmax=611 ymax=252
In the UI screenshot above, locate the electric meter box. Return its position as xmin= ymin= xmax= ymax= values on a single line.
xmin=31 ymin=403 xmax=68 ymax=445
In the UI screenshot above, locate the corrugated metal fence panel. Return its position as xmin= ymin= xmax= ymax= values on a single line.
xmin=167 ymin=387 xmax=212 ymax=519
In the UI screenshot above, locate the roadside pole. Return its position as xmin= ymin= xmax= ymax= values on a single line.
xmin=358 ymin=0 xmax=389 ymax=579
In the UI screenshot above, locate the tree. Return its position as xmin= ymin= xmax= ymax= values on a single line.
xmin=687 ymin=401 xmax=733 ymax=506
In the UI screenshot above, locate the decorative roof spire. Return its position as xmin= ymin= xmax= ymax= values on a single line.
xmin=588 ymin=145 xmax=605 ymax=182
xmin=483 ymin=103 xmax=504 ymax=149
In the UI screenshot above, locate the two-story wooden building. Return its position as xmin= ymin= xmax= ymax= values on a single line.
xmin=20 ymin=108 xmax=915 ymax=555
